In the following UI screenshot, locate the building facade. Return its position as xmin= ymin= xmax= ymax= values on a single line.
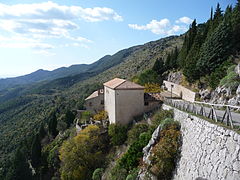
xmin=85 ymin=89 xmax=104 ymax=113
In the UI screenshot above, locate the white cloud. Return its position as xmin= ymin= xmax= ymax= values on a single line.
xmin=0 ymin=2 xmax=123 ymax=22
xmin=0 ymin=1 xmax=122 ymax=52
xmin=129 ymin=19 xmax=170 ymax=35
xmin=176 ymin=17 xmax=193 ymax=24
xmin=129 ymin=17 xmax=192 ymax=35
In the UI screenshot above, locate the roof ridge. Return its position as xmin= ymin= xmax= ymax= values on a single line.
xmin=114 ymin=79 xmax=126 ymax=89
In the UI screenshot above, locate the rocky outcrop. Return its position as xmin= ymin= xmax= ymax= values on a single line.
xmin=137 ymin=125 xmax=162 ymax=180
xmin=167 ymin=71 xmax=183 ymax=84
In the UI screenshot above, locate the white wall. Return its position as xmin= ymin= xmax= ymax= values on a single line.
xmin=163 ymin=80 xmax=196 ymax=102
xmin=115 ymin=89 xmax=145 ymax=125
xmin=163 ymin=104 xmax=240 ymax=180
xmin=104 ymin=86 xmax=116 ymax=124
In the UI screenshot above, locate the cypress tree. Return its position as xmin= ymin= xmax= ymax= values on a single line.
xmin=48 ymin=111 xmax=58 ymax=137
xmin=65 ymin=110 xmax=75 ymax=128
xmin=31 ymin=134 xmax=41 ymax=169
xmin=152 ymin=58 xmax=165 ymax=75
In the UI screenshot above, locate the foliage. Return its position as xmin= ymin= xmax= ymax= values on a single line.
xmin=118 ymin=132 xmax=152 ymax=171
xmin=5 ymin=148 xmax=32 ymax=180
xmin=48 ymin=111 xmax=58 ymax=137
xmin=144 ymin=83 xmax=162 ymax=93
xmin=150 ymin=123 xmax=181 ymax=180
xmin=220 ymin=65 xmax=240 ymax=90
xmin=126 ymin=168 xmax=139 ymax=180
xmin=81 ymin=111 xmax=92 ymax=122
xmin=109 ymin=163 xmax=128 ymax=180
xmin=127 ymin=123 xmax=149 ymax=145
xmin=93 ymin=110 xmax=108 ymax=121
xmin=206 ymin=60 xmax=234 ymax=89
xmin=108 ymin=124 xmax=128 ymax=146
xmin=31 ymin=134 xmax=42 ymax=168
xmin=151 ymin=110 xmax=174 ymax=128
xmin=136 ymin=69 xmax=160 ymax=86
xmin=152 ymin=58 xmax=165 ymax=75
xmin=59 ymin=125 xmax=108 ymax=180
xmin=92 ymin=168 xmax=104 ymax=180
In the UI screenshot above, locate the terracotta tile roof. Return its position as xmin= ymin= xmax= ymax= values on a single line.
xmin=85 ymin=89 xmax=103 ymax=100
xmin=103 ymin=78 xmax=144 ymax=90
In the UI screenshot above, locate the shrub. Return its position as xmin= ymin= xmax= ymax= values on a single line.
xmin=126 ymin=168 xmax=139 ymax=180
xmin=92 ymin=168 xmax=104 ymax=180
xmin=127 ymin=123 xmax=149 ymax=145
xmin=150 ymin=124 xmax=181 ymax=180
xmin=220 ymin=65 xmax=240 ymax=91
xmin=93 ymin=111 xmax=108 ymax=121
xmin=108 ymin=124 xmax=128 ymax=146
xmin=109 ymin=164 xmax=128 ymax=180
xmin=160 ymin=118 xmax=180 ymax=130
xmin=144 ymin=83 xmax=162 ymax=93
xmin=151 ymin=110 xmax=174 ymax=128
xmin=118 ymin=132 xmax=151 ymax=171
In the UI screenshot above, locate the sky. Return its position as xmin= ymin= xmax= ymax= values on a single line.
xmin=0 ymin=0 xmax=237 ymax=78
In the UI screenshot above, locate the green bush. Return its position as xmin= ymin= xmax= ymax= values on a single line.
xmin=92 ymin=168 xmax=104 ymax=180
xmin=118 ymin=132 xmax=151 ymax=171
xmin=220 ymin=65 xmax=240 ymax=91
xmin=108 ymin=124 xmax=128 ymax=146
xmin=110 ymin=164 xmax=128 ymax=180
xmin=151 ymin=110 xmax=174 ymax=128
xmin=126 ymin=168 xmax=139 ymax=180
xmin=127 ymin=123 xmax=149 ymax=145
xmin=160 ymin=118 xmax=180 ymax=130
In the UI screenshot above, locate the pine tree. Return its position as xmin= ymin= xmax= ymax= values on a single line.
xmin=232 ymin=0 xmax=240 ymax=52
xmin=31 ymin=134 xmax=41 ymax=168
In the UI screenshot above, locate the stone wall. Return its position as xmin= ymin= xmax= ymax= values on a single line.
xmin=163 ymin=80 xmax=196 ymax=102
xmin=162 ymin=104 xmax=240 ymax=180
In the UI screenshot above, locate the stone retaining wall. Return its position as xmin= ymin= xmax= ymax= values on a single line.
xmin=162 ymin=104 xmax=240 ymax=180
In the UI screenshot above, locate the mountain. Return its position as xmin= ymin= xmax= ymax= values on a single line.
xmin=0 ymin=46 xmax=141 ymax=91
xmin=0 ymin=35 xmax=183 ymax=179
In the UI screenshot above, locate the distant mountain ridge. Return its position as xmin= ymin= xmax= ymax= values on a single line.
xmin=0 ymin=45 xmax=141 ymax=91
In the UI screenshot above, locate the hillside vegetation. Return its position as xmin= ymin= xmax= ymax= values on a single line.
xmin=0 ymin=35 xmax=182 ymax=179
xmin=1 ymin=2 xmax=239 ymax=179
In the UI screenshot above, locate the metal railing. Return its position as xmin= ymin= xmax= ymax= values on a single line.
xmin=164 ymin=98 xmax=240 ymax=129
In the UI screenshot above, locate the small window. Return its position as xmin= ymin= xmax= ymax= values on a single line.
xmin=144 ymin=102 xmax=149 ymax=106
xmin=89 ymin=102 xmax=92 ymax=107
xmin=101 ymin=100 xmax=104 ymax=105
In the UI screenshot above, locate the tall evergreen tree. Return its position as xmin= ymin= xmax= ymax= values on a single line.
xmin=48 ymin=111 xmax=58 ymax=137
xmin=6 ymin=147 xmax=32 ymax=180
xmin=152 ymin=58 xmax=165 ymax=75
xmin=31 ymin=134 xmax=41 ymax=169
xmin=65 ymin=110 xmax=75 ymax=128
xmin=197 ymin=18 xmax=233 ymax=76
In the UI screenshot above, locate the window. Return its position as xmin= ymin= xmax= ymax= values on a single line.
xmin=144 ymin=102 xmax=149 ymax=106
xmin=101 ymin=100 xmax=104 ymax=105
xmin=89 ymin=102 xmax=92 ymax=107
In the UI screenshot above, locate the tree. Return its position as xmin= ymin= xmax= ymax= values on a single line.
xmin=197 ymin=18 xmax=233 ymax=76
xmin=48 ymin=111 xmax=58 ymax=137
xmin=152 ymin=58 xmax=165 ymax=75
xmin=65 ymin=110 xmax=75 ymax=128
xmin=31 ymin=133 xmax=41 ymax=168
xmin=59 ymin=125 xmax=107 ymax=180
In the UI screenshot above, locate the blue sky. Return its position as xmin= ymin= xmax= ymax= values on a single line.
xmin=0 ymin=0 xmax=237 ymax=78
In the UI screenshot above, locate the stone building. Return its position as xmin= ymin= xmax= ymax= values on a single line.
xmin=84 ymin=78 xmax=161 ymax=125
xmin=85 ymin=89 xmax=104 ymax=113
xmin=103 ymin=78 xmax=160 ymax=125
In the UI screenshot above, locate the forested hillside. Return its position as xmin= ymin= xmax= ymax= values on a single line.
xmin=0 ymin=35 xmax=182 ymax=179
xmin=1 ymin=1 xmax=239 ymax=179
